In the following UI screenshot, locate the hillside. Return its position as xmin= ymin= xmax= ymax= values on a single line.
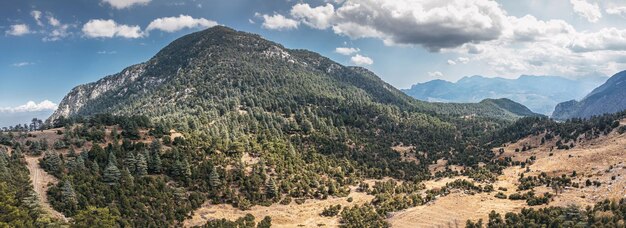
xmin=553 ymin=70 xmax=626 ymax=120
xmin=402 ymin=75 xmax=606 ymax=115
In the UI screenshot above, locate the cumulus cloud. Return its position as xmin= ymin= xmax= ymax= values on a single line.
xmin=606 ymin=6 xmax=626 ymax=18
xmin=428 ymin=71 xmax=444 ymax=77
xmin=334 ymin=0 xmax=507 ymax=51
xmin=447 ymin=60 xmax=457 ymax=65
xmin=290 ymin=3 xmax=335 ymax=29
xmin=507 ymin=15 xmax=575 ymax=42
xmin=82 ymin=19 xmax=143 ymax=38
xmin=102 ymin=0 xmax=151 ymax=9
xmin=0 ymin=100 xmax=57 ymax=113
xmin=268 ymin=0 xmax=508 ymax=52
xmin=335 ymin=47 xmax=359 ymax=55
xmin=31 ymin=10 xmax=43 ymax=26
xmin=257 ymin=13 xmax=299 ymax=30
xmin=146 ymin=15 xmax=217 ymax=33
xmin=568 ymin=28 xmax=626 ymax=52
xmin=350 ymin=54 xmax=373 ymax=65
xmin=570 ymin=0 xmax=602 ymax=22
xmin=6 ymin=24 xmax=30 ymax=36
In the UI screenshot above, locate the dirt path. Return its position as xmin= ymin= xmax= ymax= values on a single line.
xmin=25 ymin=155 xmax=68 ymax=222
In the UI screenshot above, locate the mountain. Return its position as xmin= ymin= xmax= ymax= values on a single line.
xmin=50 ymin=26 xmax=536 ymax=124
xmin=402 ymin=74 xmax=607 ymax=115
xmin=552 ymin=70 xmax=626 ymax=119
xmin=48 ymin=26 xmax=543 ymax=182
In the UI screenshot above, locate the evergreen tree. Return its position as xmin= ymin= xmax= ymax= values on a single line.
xmin=209 ymin=166 xmax=221 ymax=189
xmin=91 ymin=161 xmax=100 ymax=175
xmin=103 ymin=160 xmax=121 ymax=184
xmin=41 ymin=150 xmax=62 ymax=175
xmin=75 ymin=155 xmax=85 ymax=170
xmin=148 ymin=142 xmax=162 ymax=174
xmin=61 ymin=180 xmax=78 ymax=209
xmin=135 ymin=153 xmax=148 ymax=176
xmin=266 ymin=178 xmax=278 ymax=198
xmin=123 ymin=152 xmax=136 ymax=173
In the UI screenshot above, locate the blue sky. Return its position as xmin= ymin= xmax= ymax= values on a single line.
xmin=2 ymin=0 xmax=626 ymax=126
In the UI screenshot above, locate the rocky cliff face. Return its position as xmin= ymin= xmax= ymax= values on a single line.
xmin=48 ymin=63 xmax=146 ymax=122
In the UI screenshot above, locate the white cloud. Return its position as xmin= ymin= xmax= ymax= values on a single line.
xmin=146 ymin=15 xmax=217 ymax=33
xmin=97 ymin=50 xmax=117 ymax=54
xmin=570 ymin=0 xmax=602 ymax=22
xmin=47 ymin=15 xmax=60 ymax=27
xmin=331 ymin=0 xmax=508 ymax=52
xmin=248 ymin=19 xmax=255 ymax=24
xmin=335 ymin=47 xmax=359 ymax=55
xmin=568 ymin=27 xmax=626 ymax=52
xmin=447 ymin=60 xmax=457 ymax=65
xmin=6 ymin=24 xmax=30 ymax=36
xmin=12 ymin=62 xmax=34 ymax=67
xmin=102 ymin=0 xmax=151 ymax=9
xmin=290 ymin=3 xmax=335 ymax=29
xmin=43 ymin=14 xmax=71 ymax=42
xmin=258 ymin=13 xmax=299 ymax=30
xmin=606 ymin=6 xmax=626 ymax=18
xmin=428 ymin=71 xmax=444 ymax=77
xmin=350 ymin=54 xmax=373 ymax=65
xmin=0 ymin=100 xmax=57 ymax=113
xmin=82 ymin=19 xmax=143 ymax=38
xmin=31 ymin=10 xmax=43 ymax=26
xmin=507 ymin=15 xmax=574 ymax=42
xmin=457 ymin=57 xmax=470 ymax=64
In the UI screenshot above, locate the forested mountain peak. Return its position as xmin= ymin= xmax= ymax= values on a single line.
xmin=50 ymin=26 xmax=535 ymax=124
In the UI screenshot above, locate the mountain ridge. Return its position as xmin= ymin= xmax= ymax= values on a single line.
xmin=50 ymin=26 xmax=538 ymax=124
xmin=402 ymin=74 xmax=607 ymax=115
xmin=552 ymin=70 xmax=626 ymax=119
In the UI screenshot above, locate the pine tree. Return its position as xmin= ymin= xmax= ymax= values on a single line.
xmin=11 ymin=146 xmax=23 ymax=161
xmin=266 ymin=178 xmax=278 ymax=198
xmin=148 ymin=142 xmax=162 ymax=174
xmin=75 ymin=155 xmax=85 ymax=170
xmin=135 ymin=153 xmax=148 ymax=176
xmin=91 ymin=161 xmax=100 ymax=175
xmin=121 ymin=168 xmax=134 ymax=186
xmin=41 ymin=150 xmax=62 ymax=175
xmin=103 ymin=160 xmax=121 ymax=184
xmin=108 ymin=152 xmax=117 ymax=166
xmin=123 ymin=152 xmax=136 ymax=172
xmin=209 ymin=166 xmax=221 ymax=189
xmin=61 ymin=180 xmax=77 ymax=208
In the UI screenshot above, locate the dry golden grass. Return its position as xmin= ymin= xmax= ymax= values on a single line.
xmin=183 ymin=186 xmax=374 ymax=227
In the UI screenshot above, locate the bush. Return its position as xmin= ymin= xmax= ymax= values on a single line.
xmin=321 ymin=204 xmax=342 ymax=217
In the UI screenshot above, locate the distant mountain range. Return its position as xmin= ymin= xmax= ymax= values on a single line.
xmin=553 ymin=70 xmax=626 ymax=120
xmin=402 ymin=75 xmax=607 ymax=115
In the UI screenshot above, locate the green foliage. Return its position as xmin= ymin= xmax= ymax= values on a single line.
xmin=339 ymin=204 xmax=389 ymax=228
xmin=71 ymin=206 xmax=119 ymax=228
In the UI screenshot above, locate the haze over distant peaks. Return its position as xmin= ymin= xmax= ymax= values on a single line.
xmin=402 ymin=74 xmax=607 ymax=115
xmin=553 ymin=70 xmax=626 ymax=119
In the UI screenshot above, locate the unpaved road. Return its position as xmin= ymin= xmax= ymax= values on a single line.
xmin=25 ymin=155 xmax=67 ymax=222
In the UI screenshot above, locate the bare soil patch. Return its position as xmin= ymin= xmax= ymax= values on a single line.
xmin=183 ymin=187 xmax=373 ymax=227
xmin=25 ymin=155 xmax=67 ymax=222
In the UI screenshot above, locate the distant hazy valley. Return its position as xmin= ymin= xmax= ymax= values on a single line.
xmin=402 ymin=75 xmax=607 ymax=115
